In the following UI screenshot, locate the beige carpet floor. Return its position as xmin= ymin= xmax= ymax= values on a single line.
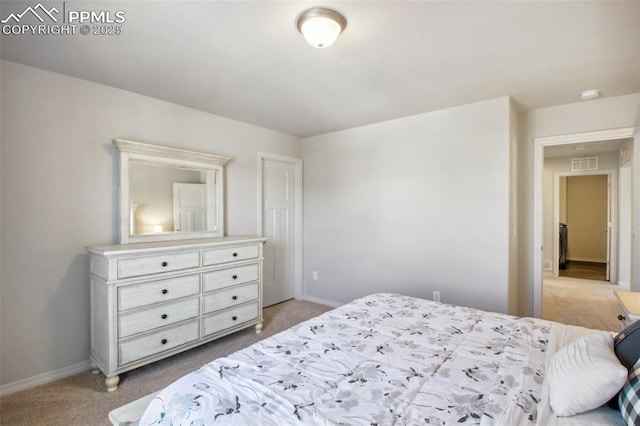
xmin=542 ymin=275 xmax=620 ymax=331
xmin=0 ymin=299 xmax=332 ymax=426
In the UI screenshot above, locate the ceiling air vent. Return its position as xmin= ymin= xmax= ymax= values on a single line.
xmin=571 ymin=157 xmax=598 ymax=171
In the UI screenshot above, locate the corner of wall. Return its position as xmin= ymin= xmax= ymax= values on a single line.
xmin=632 ymin=133 xmax=640 ymax=291
xmin=508 ymin=98 xmax=520 ymax=315
xmin=0 ymin=58 xmax=4 ymax=386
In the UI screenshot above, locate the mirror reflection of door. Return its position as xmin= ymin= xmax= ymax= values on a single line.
xmin=173 ymin=183 xmax=206 ymax=232
xmin=130 ymin=162 xmax=211 ymax=235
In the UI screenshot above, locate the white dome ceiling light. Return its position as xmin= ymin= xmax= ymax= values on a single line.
xmin=296 ymin=7 xmax=347 ymax=49
xmin=580 ymin=89 xmax=601 ymax=101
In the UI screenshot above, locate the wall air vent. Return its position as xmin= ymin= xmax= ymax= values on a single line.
xmin=571 ymin=157 xmax=598 ymax=171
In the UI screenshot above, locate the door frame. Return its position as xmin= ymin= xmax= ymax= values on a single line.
xmin=552 ymin=170 xmax=617 ymax=281
xmin=257 ymin=152 xmax=303 ymax=299
xmin=533 ymin=127 xmax=636 ymax=318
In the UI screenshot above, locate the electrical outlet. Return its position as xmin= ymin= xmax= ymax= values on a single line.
xmin=433 ymin=291 xmax=441 ymax=303
xmin=312 ymin=271 xmax=318 ymax=280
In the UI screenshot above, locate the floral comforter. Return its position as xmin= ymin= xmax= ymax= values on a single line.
xmin=140 ymin=293 xmax=551 ymax=425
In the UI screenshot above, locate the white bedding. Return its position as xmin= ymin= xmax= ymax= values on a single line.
xmin=138 ymin=293 xmax=623 ymax=425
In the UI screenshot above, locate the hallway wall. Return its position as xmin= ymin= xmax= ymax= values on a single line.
xmin=564 ymin=175 xmax=608 ymax=263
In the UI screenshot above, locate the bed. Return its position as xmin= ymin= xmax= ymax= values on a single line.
xmin=112 ymin=293 xmax=629 ymax=425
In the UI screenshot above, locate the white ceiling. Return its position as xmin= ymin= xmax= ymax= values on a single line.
xmin=1 ymin=1 xmax=639 ymax=138
xmin=544 ymin=138 xmax=629 ymax=159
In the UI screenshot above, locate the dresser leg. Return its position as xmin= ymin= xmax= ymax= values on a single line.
xmin=255 ymin=321 xmax=263 ymax=334
xmin=90 ymin=361 xmax=100 ymax=375
xmin=105 ymin=375 xmax=120 ymax=392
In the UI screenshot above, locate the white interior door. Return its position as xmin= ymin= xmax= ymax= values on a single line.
xmin=606 ymin=174 xmax=611 ymax=281
xmin=618 ymin=166 xmax=632 ymax=289
xmin=261 ymin=159 xmax=296 ymax=306
xmin=173 ymin=183 xmax=206 ymax=232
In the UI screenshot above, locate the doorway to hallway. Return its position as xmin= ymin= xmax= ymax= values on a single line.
xmin=533 ymin=128 xmax=636 ymax=321
xmin=557 ymin=173 xmax=611 ymax=282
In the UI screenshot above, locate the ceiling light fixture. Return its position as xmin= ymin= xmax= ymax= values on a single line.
xmin=580 ymin=89 xmax=601 ymax=101
xmin=296 ymin=7 xmax=347 ymax=49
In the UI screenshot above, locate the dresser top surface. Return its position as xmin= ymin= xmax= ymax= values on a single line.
xmin=86 ymin=236 xmax=266 ymax=255
xmin=615 ymin=290 xmax=640 ymax=317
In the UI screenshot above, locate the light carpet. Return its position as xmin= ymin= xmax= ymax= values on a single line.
xmin=543 ymin=275 xmax=620 ymax=332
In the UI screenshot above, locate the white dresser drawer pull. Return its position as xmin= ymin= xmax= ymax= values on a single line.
xmin=232 ymin=295 xmax=238 ymax=300
xmin=161 ymin=314 xmax=168 ymax=319
xmin=161 ymin=261 xmax=168 ymax=267
xmin=161 ymin=289 xmax=168 ymax=295
xmin=161 ymin=339 xmax=167 ymax=345
xmin=232 ymin=316 xmax=237 ymax=321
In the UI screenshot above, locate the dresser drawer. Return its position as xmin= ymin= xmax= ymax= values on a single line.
xmin=119 ymin=320 xmax=199 ymax=366
xmin=203 ymin=263 xmax=259 ymax=292
xmin=118 ymin=275 xmax=200 ymax=311
xmin=118 ymin=251 xmax=200 ymax=279
xmin=203 ymin=283 xmax=259 ymax=314
xmin=119 ymin=297 xmax=200 ymax=338
xmin=202 ymin=244 xmax=259 ymax=266
xmin=203 ymin=302 xmax=259 ymax=336
xmin=617 ymin=306 xmax=634 ymax=330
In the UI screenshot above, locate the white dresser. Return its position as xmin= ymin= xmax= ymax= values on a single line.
xmin=86 ymin=236 xmax=266 ymax=391
xmin=615 ymin=290 xmax=640 ymax=330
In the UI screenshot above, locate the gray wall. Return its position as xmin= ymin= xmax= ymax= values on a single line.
xmin=3 ymin=57 xmax=638 ymax=391
xmin=0 ymin=60 xmax=301 ymax=388
xmin=301 ymin=97 xmax=516 ymax=315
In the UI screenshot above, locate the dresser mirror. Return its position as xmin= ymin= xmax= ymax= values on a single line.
xmin=113 ymin=139 xmax=230 ymax=243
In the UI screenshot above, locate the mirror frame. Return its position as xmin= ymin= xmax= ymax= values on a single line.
xmin=113 ymin=139 xmax=230 ymax=243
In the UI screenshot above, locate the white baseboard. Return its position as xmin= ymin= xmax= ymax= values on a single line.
xmin=0 ymin=360 xmax=90 ymax=397
xmin=566 ymin=257 xmax=606 ymax=263
xmin=300 ymin=294 xmax=343 ymax=308
xmin=617 ymin=280 xmax=631 ymax=290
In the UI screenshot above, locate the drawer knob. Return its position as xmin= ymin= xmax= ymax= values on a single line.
xmin=161 ymin=314 xmax=168 ymax=319
xmin=232 ymin=252 xmax=238 ymax=257
xmin=232 ymin=295 xmax=238 ymax=300
xmin=161 ymin=261 xmax=168 ymax=267
xmin=161 ymin=339 xmax=168 ymax=345
xmin=232 ymin=275 xmax=238 ymax=280
xmin=162 ymin=289 xmax=168 ymax=295
xmin=232 ymin=316 xmax=237 ymax=321
xmin=618 ymin=314 xmax=626 ymax=321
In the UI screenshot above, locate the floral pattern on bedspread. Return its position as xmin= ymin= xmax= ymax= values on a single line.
xmin=140 ymin=293 xmax=551 ymax=425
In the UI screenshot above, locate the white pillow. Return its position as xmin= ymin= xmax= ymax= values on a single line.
xmin=547 ymin=331 xmax=628 ymax=417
